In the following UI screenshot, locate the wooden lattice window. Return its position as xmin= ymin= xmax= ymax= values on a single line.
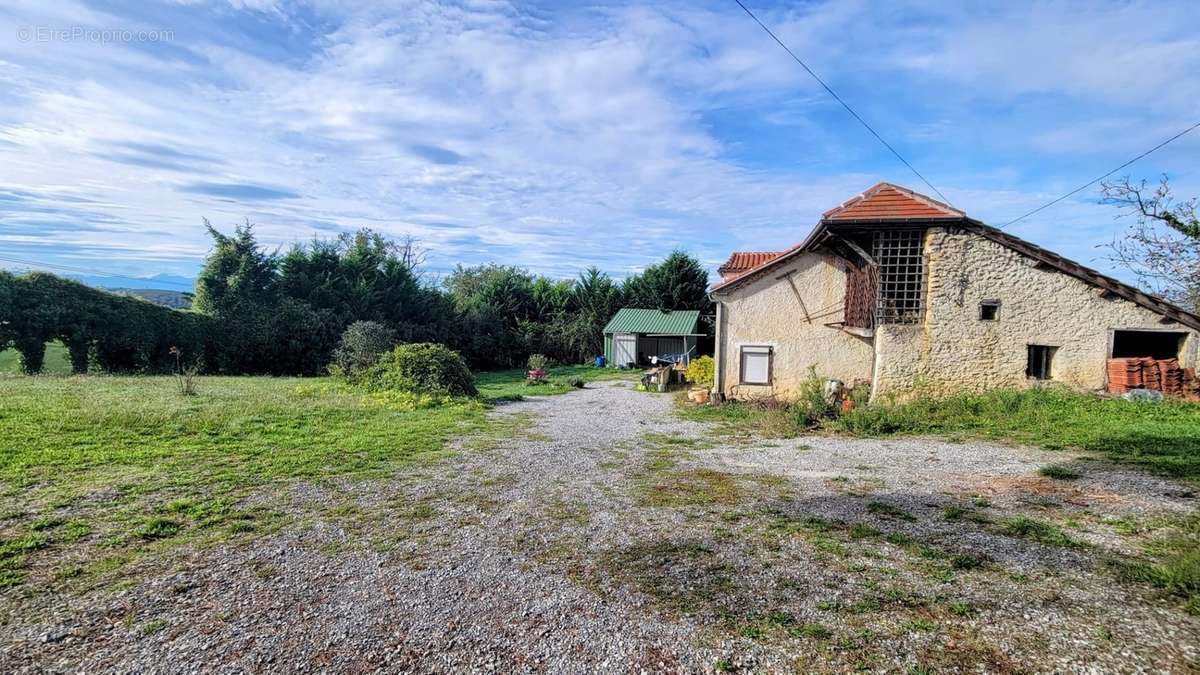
xmin=872 ymin=230 xmax=925 ymax=324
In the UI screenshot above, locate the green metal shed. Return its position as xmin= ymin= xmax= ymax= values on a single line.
xmin=602 ymin=308 xmax=702 ymax=368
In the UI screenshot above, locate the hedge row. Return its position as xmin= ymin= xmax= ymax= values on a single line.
xmin=0 ymin=272 xmax=214 ymax=374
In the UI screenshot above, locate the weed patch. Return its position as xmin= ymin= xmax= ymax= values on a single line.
xmin=136 ymin=518 xmax=182 ymax=540
xmin=866 ymin=501 xmax=916 ymax=521
xmin=1039 ymin=464 xmax=1081 ymax=480
xmin=997 ymin=515 xmax=1082 ymax=548
xmin=1106 ymin=513 xmax=1200 ymax=614
xmin=595 ymin=540 xmax=733 ymax=616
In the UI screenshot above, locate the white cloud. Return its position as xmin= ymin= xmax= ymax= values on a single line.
xmin=0 ymin=0 xmax=1196 ymax=287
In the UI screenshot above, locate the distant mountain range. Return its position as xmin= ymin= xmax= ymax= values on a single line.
xmin=109 ymin=288 xmax=193 ymax=309
xmin=59 ymin=273 xmax=196 ymax=310
xmin=68 ymin=273 xmax=195 ymax=292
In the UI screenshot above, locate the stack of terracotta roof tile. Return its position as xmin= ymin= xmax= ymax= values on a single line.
xmin=1106 ymin=358 xmax=1143 ymax=394
xmin=1140 ymin=358 xmax=1162 ymax=391
xmin=1185 ymin=368 xmax=1200 ymax=399
xmin=1107 ymin=357 xmax=1192 ymax=397
xmin=1157 ymin=359 xmax=1185 ymax=397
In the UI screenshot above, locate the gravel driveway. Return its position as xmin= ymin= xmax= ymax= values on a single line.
xmin=4 ymin=382 xmax=1198 ymax=673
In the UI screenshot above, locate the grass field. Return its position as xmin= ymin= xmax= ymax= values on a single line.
xmin=680 ymin=387 xmax=1200 ymax=481
xmin=0 ymin=342 xmax=70 ymax=374
xmin=0 ymin=375 xmax=490 ymax=588
xmin=0 ymin=365 xmax=633 ymax=590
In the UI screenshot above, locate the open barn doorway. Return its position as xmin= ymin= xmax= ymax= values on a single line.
xmin=1110 ymin=330 xmax=1187 ymax=359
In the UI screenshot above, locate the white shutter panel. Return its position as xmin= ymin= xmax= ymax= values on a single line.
xmin=740 ymin=346 xmax=771 ymax=384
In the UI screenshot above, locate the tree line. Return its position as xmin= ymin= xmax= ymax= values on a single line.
xmin=0 ymin=222 xmax=712 ymax=375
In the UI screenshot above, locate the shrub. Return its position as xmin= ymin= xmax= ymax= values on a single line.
xmin=527 ymin=353 xmax=548 ymax=371
xmin=356 ymin=342 xmax=477 ymax=397
xmin=330 ymin=321 xmax=396 ymax=378
xmin=685 ymin=355 xmax=715 ymax=388
xmin=785 ymin=366 xmax=837 ymax=430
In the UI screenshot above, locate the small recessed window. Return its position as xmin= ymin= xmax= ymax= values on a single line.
xmin=980 ymin=300 xmax=1000 ymax=321
xmin=740 ymin=345 xmax=772 ymax=385
xmin=1026 ymin=344 xmax=1056 ymax=380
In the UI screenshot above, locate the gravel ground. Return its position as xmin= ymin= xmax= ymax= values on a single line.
xmin=2 ymin=381 xmax=1198 ymax=673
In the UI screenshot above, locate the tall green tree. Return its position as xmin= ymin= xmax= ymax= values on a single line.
xmin=280 ymin=229 xmax=447 ymax=342
xmin=445 ymin=264 xmax=535 ymax=368
xmin=563 ymin=267 xmax=624 ymax=361
xmin=194 ymin=219 xmax=279 ymax=315
xmin=621 ymin=250 xmax=712 ymax=312
xmin=193 ymin=220 xmax=281 ymax=373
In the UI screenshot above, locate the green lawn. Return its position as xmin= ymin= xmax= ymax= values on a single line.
xmin=0 ymin=341 xmax=71 ymax=374
xmin=0 ymin=374 xmax=505 ymax=589
xmin=681 ymin=387 xmax=1200 ymax=481
xmin=475 ymin=364 xmax=636 ymax=401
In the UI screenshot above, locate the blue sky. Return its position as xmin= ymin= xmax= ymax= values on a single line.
xmin=1 ymin=0 xmax=1197 ymax=287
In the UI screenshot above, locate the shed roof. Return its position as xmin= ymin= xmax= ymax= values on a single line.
xmin=603 ymin=308 xmax=701 ymax=335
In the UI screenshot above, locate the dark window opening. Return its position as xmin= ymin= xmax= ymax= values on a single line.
xmin=979 ymin=300 xmax=1000 ymax=321
xmin=1111 ymin=330 xmax=1185 ymax=360
xmin=1026 ymin=344 xmax=1056 ymax=380
xmin=872 ymin=229 xmax=925 ymax=325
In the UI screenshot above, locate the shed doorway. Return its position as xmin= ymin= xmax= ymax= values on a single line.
xmin=1111 ymin=330 xmax=1186 ymax=359
xmin=614 ymin=334 xmax=637 ymax=367
xmin=639 ymin=336 xmax=685 ymax=362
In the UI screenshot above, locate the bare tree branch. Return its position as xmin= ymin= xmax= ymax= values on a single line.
xmin=396 ymin=234 xmax=428 ymax=272
xmin=1101 ymin=175 xmax=1200 ymax=312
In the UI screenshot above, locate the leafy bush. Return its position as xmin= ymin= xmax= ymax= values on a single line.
xmin=355 ymin=342 xmax=477 ymax=397
xmin=527 ymin=353 xmax=548 ymax=371
xmin=329 ymin=321 xmax=396 ymax=378
xmin=685 ymin=355 xmax=715 ymax=388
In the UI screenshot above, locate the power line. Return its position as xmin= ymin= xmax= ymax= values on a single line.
xmin=1001 ymin=120 xmax=1200 ymax=229
xmin=731 ymin=0 xmax=952 ymax=206
xmin=0 ymin=255 xmax=195 ymax=291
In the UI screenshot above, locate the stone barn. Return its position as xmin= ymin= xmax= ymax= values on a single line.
xmin=710 ymin=182 xmax=1200 ymax=400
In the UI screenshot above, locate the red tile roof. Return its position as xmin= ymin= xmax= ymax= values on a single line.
xmin=718 ymin=251 xmax=785 ymax=279
xmin=822 ymin=182 xmax=965 ymax=222
xmin=708 ymin=182 xmax=1200 ymax=331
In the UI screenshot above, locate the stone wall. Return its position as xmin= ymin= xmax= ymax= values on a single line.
xmin=715 ymin=251 xmax=874 ymax=399
xmin=872 ymin=227 xmax=1199 ymax=396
